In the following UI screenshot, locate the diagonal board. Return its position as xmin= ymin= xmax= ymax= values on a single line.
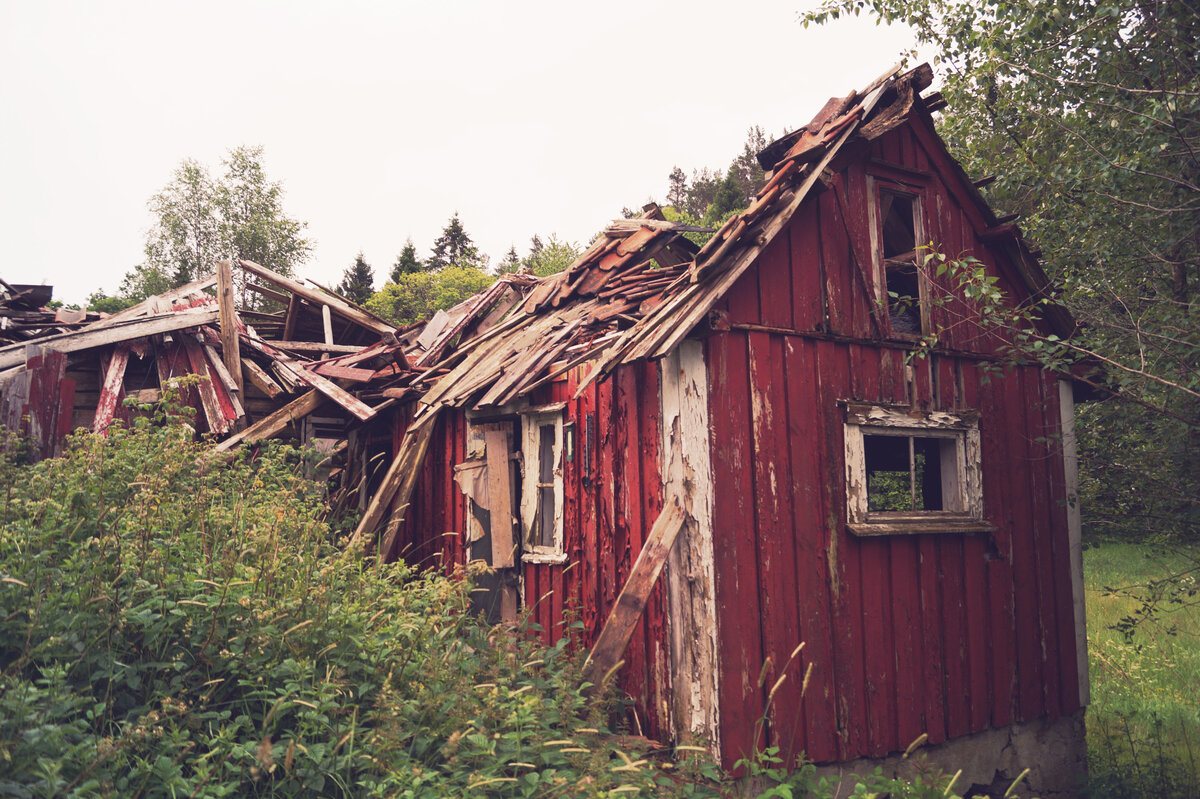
xmin=375 ymin=417 xmax=440 ymax=561
xmin=582 ymin=496 xmax=688 ymax=690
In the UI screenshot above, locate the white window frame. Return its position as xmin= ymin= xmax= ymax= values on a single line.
xmin=843 ymin=402 xmax=988 ymax=536
xmin=520 ymin=404 xmax=566 ymax=563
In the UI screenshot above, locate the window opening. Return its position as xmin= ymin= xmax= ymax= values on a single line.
xmin=535 ymin=423 xmax=557 ymax=549
xmin=844 ymin=403 xmax=986 ymax=535
xmin=521 ymin=408 xmax=566 ymax=562
xmin=875 ymin=185 xmax=925 ymax=336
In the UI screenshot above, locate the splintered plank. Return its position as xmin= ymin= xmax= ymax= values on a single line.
xmin=180 ymin=336 xmax=233 ymax=435
xmin=583 ymin=496 xmax=687 ymax=689
xmin=92 ymin=344 xmax=130 ymax=434
xmin=214 ymin=390 xmax=323 ymax=453
xmin=241 ymin=359 xmax=284 ymax=398
xmin=376 ymin=417 xmax=440 ymax=561
xmin=237 ymin=258 xmax=395 ymax=337
xmin=350 ymin=410 xmax=442 ymax=552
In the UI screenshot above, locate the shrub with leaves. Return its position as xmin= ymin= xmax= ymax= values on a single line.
xmin=0 ymin=401 xmax=691 ymax=797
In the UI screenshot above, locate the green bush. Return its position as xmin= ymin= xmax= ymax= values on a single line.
xmin=0 ymin=402 xmax=687 ymax=797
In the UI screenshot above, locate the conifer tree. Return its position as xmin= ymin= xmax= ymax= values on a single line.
xmin=428 ymin=213 xmax=483 ymax=271
xmin=390 ymin=238 xmax=424 ymax=282
xmin=338 ymin=252 xmax=374 ymax=304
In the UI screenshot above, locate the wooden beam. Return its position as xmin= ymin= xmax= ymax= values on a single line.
xmin=350 ymin=410 xmax=441 ymax=551
xmin=583 ymin=497 xmax=688 ymax=689
xmin=236 ymin=259 xmax=395 ymax=337
xmin=0 ymin=309 xmax=221 ymax=370
xmin=216 ymin=259 xmax=244 ymax=394
xmin=245 ymin=281 xmax=291 ymax=305
xmin=272 ymin=341 xmax=366 ymax=354
xmin=241 ymin=358 xmax=284 ymax=399
xmin=214 ymin=390 xmax=324 ymax=453
xmin=87 ymin=274 xmax=217 ymax=329
xmin=92 ymin=344 xmax=130 ymax=434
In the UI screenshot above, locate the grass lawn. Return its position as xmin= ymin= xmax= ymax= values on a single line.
xmin=1084 ymin=541 xmax=1200 ymax=798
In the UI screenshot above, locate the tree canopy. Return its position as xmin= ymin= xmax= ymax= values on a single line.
xmin=390 ymin=238 xmax=425 ymax=281
xmin=365 ymin=266 xmax=494 ymax=328
xmin=427 ymin=213 xmax=486 ymax=272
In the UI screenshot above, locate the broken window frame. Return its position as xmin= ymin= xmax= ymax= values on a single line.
xmin=843 ymin=402 xmax=989 ymax=536
xmin=867 ymin=173 xmax=930 ymax=339
xmin=520 ymin=403 xmax=566 ymax=564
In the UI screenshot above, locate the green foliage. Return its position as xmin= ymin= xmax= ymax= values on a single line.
xmin=85 ymin=291 xmax=137 ymax=314
xmin=391 ymin=239 xmax=425 ymax=282
xmin=428 ymin=213 xmax=486 ymax=272
xmin=365 ymin=266 xmax=494 ymax=328
xmin=0 ymin=405 xmax=705 ymax=797
xmin=132 ymin=146 xmax=311 ymax=301
xmin=1084 ymin=542 xmax=1200 ymax=799
xmin=663 ymin=127 xmax=767 ymax=225
xmin=338 ymin=252 xmax=375 ymax=305
xmin=519 ymin=235 xmax=582 ymax=278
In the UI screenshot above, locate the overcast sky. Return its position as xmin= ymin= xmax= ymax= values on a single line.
xmin=0 ymin=1 xmax=919 ymax=306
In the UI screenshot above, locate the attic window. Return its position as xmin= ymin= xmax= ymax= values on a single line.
xmin=872 ymin=182 xmax=927 ymax=337
xmin=844 ymin=403 xmax=988 ymax=536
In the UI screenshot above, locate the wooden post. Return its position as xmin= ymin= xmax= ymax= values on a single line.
xmin=216 ymin=260 xmax=244 ymax=395
xmin=321 ymin=304 xmax=334 ymax=360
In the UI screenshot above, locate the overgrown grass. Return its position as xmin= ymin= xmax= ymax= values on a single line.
xmin=1084 ymin=541 xmax=1200 ymax=798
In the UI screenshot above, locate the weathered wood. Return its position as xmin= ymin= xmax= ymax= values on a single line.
xmin=214 ymin=390 xmax=324 ymax=453
xmin=237 ymin=259 xmax=395 ymax=337
xmin=245 ymin=281 xmax=291 ymax=305
xmin=241 ymin=358 xmax=284 ymax=398
xmin=350 ymin=411 xmax=440 ymax=548
xmin=1058 ymin=379 xmax=1089 ymax=707
xmin=273 ymin=341 xmax=366 ymax=354
xmin=0 ymin=309 xmax=220 ymax=370
xmin=375 ymin=416 xmax=440 ymax=559
xmin=86 ymin=274 xmax=217 ymax=329
xmin=216 ymin=260 xmax=244 ymax=395
xmin=180 ymin=335 xmax=232 ymax=435
xmin=583 ymin=496 xmax=687 ymax=688
xmin=483 ymin=425 xmax=515 ymax=569
xmin=92 ymin=344 xmax=130 ymax=434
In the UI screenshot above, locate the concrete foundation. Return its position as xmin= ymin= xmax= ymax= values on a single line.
xmin=811 ymin=711 xmax=1087 ymax=798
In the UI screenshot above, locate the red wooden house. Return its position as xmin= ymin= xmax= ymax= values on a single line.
xmin=350 ymin=64 xmax=1088 ymax=796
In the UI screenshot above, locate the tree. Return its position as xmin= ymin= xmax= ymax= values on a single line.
xmin=666 ymin=166 xmax=689 ymax=210
xmin=133 ymin=146 xmax=312 ymax=301
xmin=338 ymin=252 xmax=375 ymax=304
xmin=498 ymin=245 xmax=521 ymax=273
xmin=365 ymin=266 xmax=494 ymax=327
xmin=801 ymin=1 xmax=1199 ymax=545
xmin=702 ymin=167 xmax=747 ymax=227
xmin=390 ymin=238 xmax=424 ymax=282
xmin=521 ymin=235 xmax=582 ymax=277
xmin=428 ymin=213 xmax=485 ymax=272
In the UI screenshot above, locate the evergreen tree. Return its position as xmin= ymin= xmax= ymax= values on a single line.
xmin=428 ymin=213 xmax=483 ymax=271
xmin=702 ymin=167 xmax=746 ymax=226
xmin=390 ymin=238 xmax=424 ymax=282
xmin=338 ymin=252 xmax=375 ymax=304
xmin=666 ymin=166 xmax=689 ymax=210
xmin=498 ymin=245 xmax=520 ymax=273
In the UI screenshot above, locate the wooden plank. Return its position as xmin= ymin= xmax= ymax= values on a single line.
xmin=1058 ymin=378 xmax=1089 ymax=708
xmin=216 ymin=260 xmax=244 ymax=395
xmin=321 ymin=303 xmax=334 ymax=348
xmin=0 ymin=309 xmax=221 ymax=370
xmin=92 ymin=344 xmax=130 ymax=434
xmin=350 ymin=410 xmax=441 ymax=551
xmin=240 ymin=329 xmax=376 ymax=421
xmin=214 ymin=390 xmax=324 ymax=453
xmin=377 ymin=417 xmax=439 ymax=561
xmin=86 ymin=273 xmax=217 ymax=329
xmin=282 ymin=294 xmax=300 ymax=341
xmin=246 ymin=281 xmax=290 ymax=305
xmin=583 ymin=496 xmax=687 ymax=688
xmin=310 ymin=363 xmax=375 ymax=382
xmin=237 ymin=258 xmax=395 ymax=336
xmin=180 ymin=335 xmax=232 ymax=435
xmin=241 ymin=358 xmax=284 ymax=399
xmin=273 ymin=341 xmax=367 ymax=355
xmin=483 ymin=425 xmax=516 ymax=569
xmin=1025 ymin=367 xmax=1061 ymax=722
xmin=708 ymin=331 xmax=767 ymax=766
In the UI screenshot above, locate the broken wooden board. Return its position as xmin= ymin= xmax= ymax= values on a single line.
xmin=237 ymin=258 xmax=396 ymax=337
xmin=214 ymin=390 xmax=324 ymax=453
xmin=92 ymin=344 xmax=130 ymax=434
xmin=482 ymin=424 xmax=515 ymax=568
xmin=582 ymin=497 xmax=688 ymax=689
xmin=0 ymin=309 xmax=221 ymax=370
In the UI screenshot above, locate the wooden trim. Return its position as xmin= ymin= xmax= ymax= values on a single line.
xmin=483 ymin=424 xmax=516 ymax=569
xmin=848 ymin=520 xmax=995 ymax=536
xmin=660 ymin=340 xmax=720 ymax=751
xmin=1058 ymin=379 xmax=1089 ymax=706
xmin=725 ymin=322 xmax=1010 ymax=363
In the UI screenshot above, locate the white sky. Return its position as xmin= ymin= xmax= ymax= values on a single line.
xmin=0 ymin=1 xmax=918 ymax=306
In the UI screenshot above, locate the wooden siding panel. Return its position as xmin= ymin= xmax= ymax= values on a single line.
xmin=707 ymin=331 xmax=766 ymax=766
xmin=789 ymin=203 xmax=826 ymax=331
xmin=783 ymin=336 xmax=839 ymax=763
